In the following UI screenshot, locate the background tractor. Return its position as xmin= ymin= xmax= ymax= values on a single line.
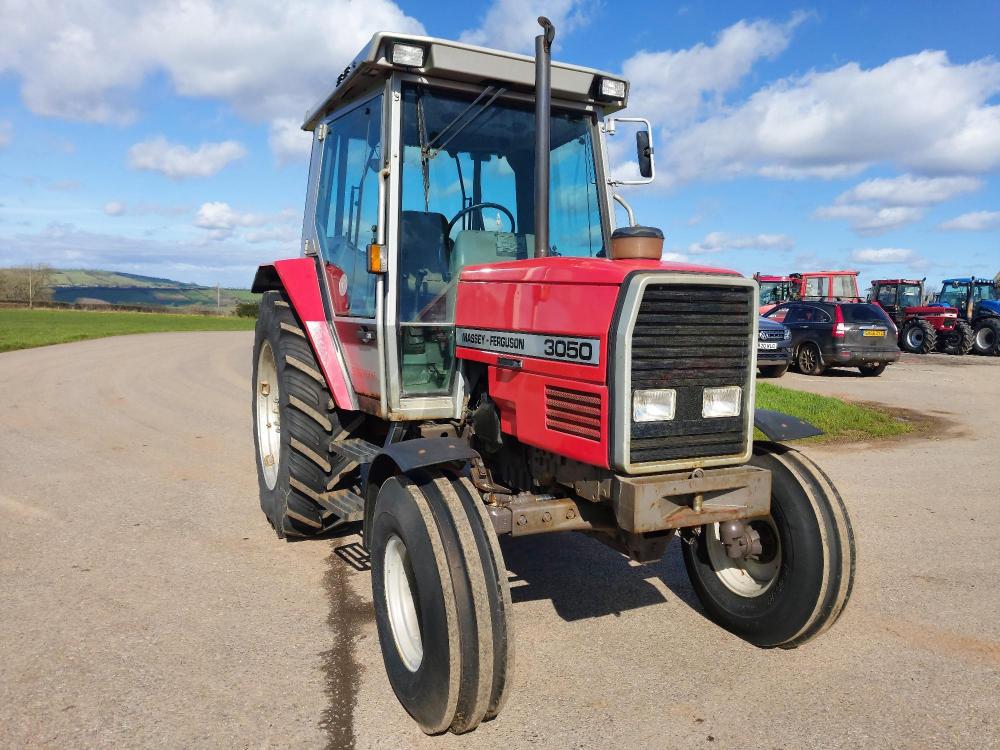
xmin=755 ymin=270 xmax=860 ymax=314
xmin=869 ymin=278 xmax=972 ymax=355
xmin=931 ymin=277 xmax=1000 ymax=355
xmin=250 ymin=20 xmax=855 ymax=735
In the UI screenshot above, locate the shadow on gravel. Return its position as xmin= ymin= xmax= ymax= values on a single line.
xmin=500 ymin=532 xmax=703 ymax=622
xmin=319 ymin=529 xmax=375 ymax=750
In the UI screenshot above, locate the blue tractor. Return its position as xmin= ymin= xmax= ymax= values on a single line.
xmin=931 ymin=277 xmax=1000 ymax=355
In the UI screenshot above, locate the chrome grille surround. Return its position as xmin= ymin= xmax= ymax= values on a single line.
xmin=609 ymin=273 xmax=759 ymax=475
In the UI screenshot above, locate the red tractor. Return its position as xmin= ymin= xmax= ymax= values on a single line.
xmin=755 ymin=270 xmax=861 ymax=314
xmin=251 ymin=21 xmax=855 ymax=734
xmin=869 ymin=278 xmax=973 ymax=354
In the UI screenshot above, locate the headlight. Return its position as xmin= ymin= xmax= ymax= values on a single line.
xmin=703 ymin=386 xmax=742 ymax=419
xmin=598 ymin=77 xmax=627 ymax=99
xmin=633 ymin=388 xmax=676 ymax=422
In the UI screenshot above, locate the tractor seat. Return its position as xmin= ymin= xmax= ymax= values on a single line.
xmin=444 ymin=230 xmax=534 ymax=314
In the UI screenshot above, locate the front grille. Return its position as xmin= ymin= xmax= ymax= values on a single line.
xmin=545 ymin=385 xmax=602 ymax=441
xmin=628 ymin=283 xmax=753 ymax=464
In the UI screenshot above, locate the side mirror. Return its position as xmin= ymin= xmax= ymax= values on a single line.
xmin=636 ymin=130 xmax=653 ymax=179
xmin=605 ymin=116 xmax=655 ymax=185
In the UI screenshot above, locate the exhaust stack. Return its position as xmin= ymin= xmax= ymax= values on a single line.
xmin=533 ymin=16 xmax=555 ymax=259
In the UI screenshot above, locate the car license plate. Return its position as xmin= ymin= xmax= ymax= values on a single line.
xmin=758 ymin=342 xmax=779 ymax=350
xmin=863 ymin=330 xmax=886 ymax=337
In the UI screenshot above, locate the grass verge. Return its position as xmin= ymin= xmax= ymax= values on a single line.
xmin=755 ymin=381 xmax=914 ymax=443
xmin=0 ymin=307 xmax=255 ymax=353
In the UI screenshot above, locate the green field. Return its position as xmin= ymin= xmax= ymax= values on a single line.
xmin=756 ymin=381 xmax=913 ymax=443
xmin=0 ymin=308 xmax=255 ymax=353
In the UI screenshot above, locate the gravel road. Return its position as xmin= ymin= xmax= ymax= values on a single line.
xmin=1 ymin=335 xmax=997 ymax=749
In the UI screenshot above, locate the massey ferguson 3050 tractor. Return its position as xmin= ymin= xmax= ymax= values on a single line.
xmin=869 ymin=278 xmax=973 ymax=355
xmin=932 ymin=277 xmax=1000 ymax=356
xmin=251 ymin=21 xmax=855 ymax=735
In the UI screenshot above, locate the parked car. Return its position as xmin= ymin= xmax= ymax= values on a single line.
xmin=757 ymin=316 xmax=792 ymax=378
xmin=764 ymin=301 xmax=900 ymax=376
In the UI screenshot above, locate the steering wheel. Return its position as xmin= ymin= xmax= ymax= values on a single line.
xmin=447 ymin=202 xmax=516 ymax=236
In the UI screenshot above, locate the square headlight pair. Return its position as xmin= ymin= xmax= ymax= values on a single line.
xmin=632 ymin=386 xmax=742 ymax=422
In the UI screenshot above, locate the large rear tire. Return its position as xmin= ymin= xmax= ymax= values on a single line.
xmin=682 ymin=442 xmax=855 ymax=648
xmin=973 ymin=318 xmax=1000 ymax=356
xmin=900 ymin=318 xmax=936 ymax=353
xmin=252 ymin=290 xmax=358 ymax=537
xmin=939 ymin=320 xmax=974 ymax=355
xmin=370 ymin=472 xmax=512 ymax=734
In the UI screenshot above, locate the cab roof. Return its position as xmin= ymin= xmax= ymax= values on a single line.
xmin=302 ymin=31 xmax=628 ymax=131
xmin=942 ymin=277 xmax=995 ymax=284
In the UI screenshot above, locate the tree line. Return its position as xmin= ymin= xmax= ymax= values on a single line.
xmin=0 ymin=265 xmax=56 ymax=306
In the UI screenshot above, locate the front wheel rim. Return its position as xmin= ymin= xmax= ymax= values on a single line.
xmin=705 ymin=518 xmax=782 ymax=598
xmin=384 ymin=535 xmax=424 ymax=672
xmin=255 ymin=340 xmax=280 ymax=490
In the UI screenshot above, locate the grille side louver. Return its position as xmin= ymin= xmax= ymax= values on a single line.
xmin=545 ymin=385 xmax=602 ymax=441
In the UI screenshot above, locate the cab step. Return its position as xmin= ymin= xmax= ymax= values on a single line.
xmin=318 ymin=488 xmax=365 ymax=522
xmin=330 ymin=438 xmax=380 ymax=465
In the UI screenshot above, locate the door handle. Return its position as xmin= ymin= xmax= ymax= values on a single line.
xmin=357 ymin=327 xmax=375 ymax=343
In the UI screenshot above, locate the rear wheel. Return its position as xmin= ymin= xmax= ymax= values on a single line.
xmin=370 ymin=472 xmax=512 ymax=734
xmin=859 ymin=363 xmax=887 ymax=377
xmin=252 ymin=290 xmax=359 ymax=537
xmin=900 ymin=318 xmax=936 ymax=353
xmin=939 ymin=320 xmax=974 ymax=355
xmin=757 ymin=364 xmax=788 ymax=378
xmin=796 ymin=343 xmax=825 ymax=376
xmin=973 ymin=318 xmax=1000 ymax=356
xmin=682 ymin=442 xmax=855 ymax=648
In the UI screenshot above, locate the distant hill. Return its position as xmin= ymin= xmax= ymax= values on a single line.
xmin=48 ymin=269 xmax=257 ymax=310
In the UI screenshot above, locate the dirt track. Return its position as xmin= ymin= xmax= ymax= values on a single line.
xmin=1 ymin=334 xmax=998 ymax=749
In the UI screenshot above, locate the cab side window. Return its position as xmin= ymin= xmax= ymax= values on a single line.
xmin=315 ymin=96 xmax=383 ymax=318
xmin=877 ymin=286 xmax=896 ymax=307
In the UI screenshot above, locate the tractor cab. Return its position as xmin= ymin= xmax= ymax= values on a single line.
xmin=753 ymin=274 xmax=794 ymax=314
xmin=791 ymin=270 xmax=861 ymax=302
xmin=269 ymin=31 xmax=654 ymax=419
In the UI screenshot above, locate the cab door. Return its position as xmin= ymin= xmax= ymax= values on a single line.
xmin=314 ymin=95 xmax=384 ymax=403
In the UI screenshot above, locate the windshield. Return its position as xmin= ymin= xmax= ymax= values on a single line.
xmin=759 ymin=281 xmax=791 ymax=305
xmin=898 ymin=284 xmax=922 ymax=307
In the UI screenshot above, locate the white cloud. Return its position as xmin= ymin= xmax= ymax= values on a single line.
xmin=459 ymin=0 xmax=592 ymax=54
xmin=940 ymin=210 xmax=1000 ymax=231
xmin=688 ymin=231 xmax=794 ymax=255
xmin=268 ymin=118 xmax=312 ymax=164
xmin=104 ymin=201 xmax=127 ymax=216
xmin=850 ymin=248 xmax=915 ymax=264
xmin=0 ymin=120 xmax=12 ymax=148
xmin=834 ymin=174 xmax=981 ymax=207
xmin=128 ymin=137 xmax=247 ymax=179
xmin=194 ymin=201 xmax=265 ymax=240
xmin=659 ymin=50 xmax=1000 ymax=186
xmin=813 ymin=204 xmax=924 ymax=235
xmin=0 ymin=0 xmax=424 ymax=157
xmin=623 ymin=15 xmax=805 ymax=130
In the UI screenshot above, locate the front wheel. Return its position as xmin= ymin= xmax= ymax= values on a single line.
xmin=682 ymin=442 xmax=856 ymax=648
xmin=974 ymin=318 xmax=1000 ymax=356
xmin=757 ymin=364 xmax=788 ymax=378
xmin=370 ymin=472 xmax=513 ymax=734
xmin=939 ymin=320 xmax=974 ymax=355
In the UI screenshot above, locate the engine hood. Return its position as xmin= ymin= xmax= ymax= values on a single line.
xmin=459 ymin=256 xmax=741 ymax=285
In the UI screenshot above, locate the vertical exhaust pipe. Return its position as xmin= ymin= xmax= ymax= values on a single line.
xmin=534 ymin=16 xmax=555 ymax=259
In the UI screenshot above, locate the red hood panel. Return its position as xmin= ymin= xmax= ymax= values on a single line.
xmin=459 ymin=256 xmax=741 ymax=284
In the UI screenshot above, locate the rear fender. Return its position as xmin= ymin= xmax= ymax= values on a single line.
xmin=253 ymin=258 xmax=357 ymax=412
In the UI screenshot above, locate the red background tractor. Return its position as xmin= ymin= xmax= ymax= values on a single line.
xmin=869 ymin=278 xmax=973 ymax=354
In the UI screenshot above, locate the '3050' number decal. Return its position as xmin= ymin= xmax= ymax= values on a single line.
xmin=543 ymin=338 xmax=594 ymax=362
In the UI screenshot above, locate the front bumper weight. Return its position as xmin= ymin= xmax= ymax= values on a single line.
xmin=612 ymin=465 xmax=771 ymax=534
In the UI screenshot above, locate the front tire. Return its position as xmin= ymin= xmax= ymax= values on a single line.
xmin=370 ymin=472 xmax=512 ymax=734
xmin=682 ymin=442 xmax=855 ymax=648
xmin=796 ymin=343 xmax=825 ymax=376
xmin=939 ymin=320 xmax=974 ymax=355
xmin=758 ymin=364 xmax=788 ymax=378
xmin=973 ymin=318 xmax=1000 ymax=356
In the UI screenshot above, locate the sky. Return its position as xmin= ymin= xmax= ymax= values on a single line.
xmin=0 ymin=0 xmax=998 ymax=290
